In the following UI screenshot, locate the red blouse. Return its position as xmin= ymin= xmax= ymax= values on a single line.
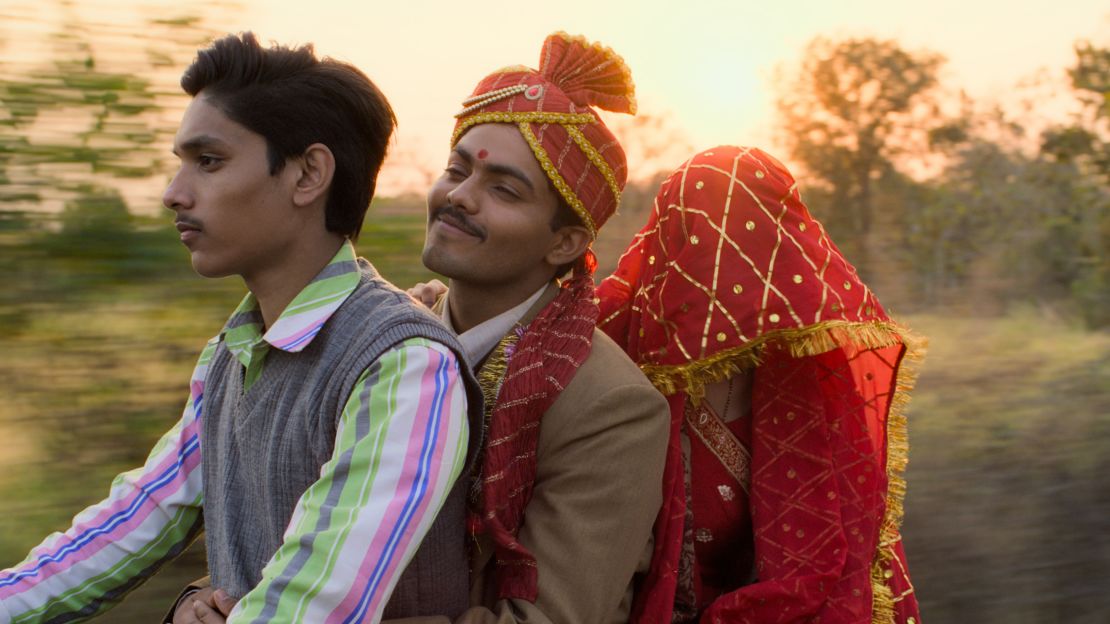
xmin=687 ymin=406 xmax=755 ymax=611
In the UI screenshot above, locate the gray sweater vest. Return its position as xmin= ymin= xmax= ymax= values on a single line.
xmin=202 ymin=259 xmax=481 ymax=619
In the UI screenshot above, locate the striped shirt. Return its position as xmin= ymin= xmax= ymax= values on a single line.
xmin=0 ymin=243 xmax=468 ymax=623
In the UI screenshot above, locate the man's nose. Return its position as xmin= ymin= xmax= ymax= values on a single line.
xmin=162 ymin=170 xmax=191 ymax=212
xmin=445 ymin=179 xmax=478 ymax=214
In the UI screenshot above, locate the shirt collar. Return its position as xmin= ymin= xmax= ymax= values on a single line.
xmin=442 ymin=284 xmax=547 ymax=368
xmin=221 ymin=242 xmax=361 ymax=359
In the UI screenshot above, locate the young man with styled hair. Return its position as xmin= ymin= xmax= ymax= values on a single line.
xmin=0 ymin=32 xmax=480 ymax=623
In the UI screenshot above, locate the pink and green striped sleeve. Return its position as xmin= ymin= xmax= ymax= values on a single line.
xmin=0 ymin=339 xmax=215 ymax=623
xmin=226 ymin=337 xmax=469 ymax=624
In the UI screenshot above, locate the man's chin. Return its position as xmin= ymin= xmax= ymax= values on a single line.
xmin=420 ymin=246 xmax=450 ymax=277
xmin=421 ymin=246 xmax=469 ymax=282
xmin=189 ymin=254 xmax=234 ymax=279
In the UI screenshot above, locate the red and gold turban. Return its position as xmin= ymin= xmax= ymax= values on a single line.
xmin=598 ymin=146 xmax=923 ymax=623
xmin=452 ymin=31 xmax=635 ymax=245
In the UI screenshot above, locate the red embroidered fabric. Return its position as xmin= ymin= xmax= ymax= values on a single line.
xmin=597 ymin=146 xmax=921 ymax=623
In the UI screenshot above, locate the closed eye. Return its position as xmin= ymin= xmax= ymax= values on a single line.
xmin=492 ymin=184 xmax=521 ymax=200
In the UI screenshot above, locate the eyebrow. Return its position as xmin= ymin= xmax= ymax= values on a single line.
xmin=173 ymin=134 xmax=229 ymax=156
xmin=454 ymin=145 xmax=535 ymax=192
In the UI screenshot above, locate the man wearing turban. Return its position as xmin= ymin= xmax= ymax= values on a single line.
xmin=418 ymin=32 xmax=670 ymax=624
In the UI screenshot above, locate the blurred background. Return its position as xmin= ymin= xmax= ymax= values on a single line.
xmin=1 ymin=0 xmax=1107 ymax=621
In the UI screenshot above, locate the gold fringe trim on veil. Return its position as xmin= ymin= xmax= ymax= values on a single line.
xmin=640 ymin=319 xmax=914 ymax=402
xmin=869 ymin=330 xmax=925 ymax=623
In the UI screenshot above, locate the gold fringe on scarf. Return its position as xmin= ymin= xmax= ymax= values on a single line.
xmin=869 ymin=329 xmax=926 ymax=624
xmin=640 ymin=319 xmax=914 ymax=403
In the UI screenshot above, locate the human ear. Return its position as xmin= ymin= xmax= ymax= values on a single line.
xmin=292 ymin=143 xmax=336 ymax=208
xmin=545 ymin=225 xmax=592 ymax=268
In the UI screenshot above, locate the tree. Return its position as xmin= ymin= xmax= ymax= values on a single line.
xmin=1043 ymin=40 xmax=1110 ymax=177
xmin=886 ymin=41 xmax=1110 ymax=327
xmin=1071 ymin=41 xmax=1110 ymax=118
xmin=1036 ymin=40 xmax=1110 ymax=327
xmin=776 ymin=37 xmax=944 ymax=273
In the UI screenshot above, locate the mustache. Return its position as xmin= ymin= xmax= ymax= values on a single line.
xmin=174 ymin=215 xmax=203 ymax=230
xmin=432 ymin=204 xmax=487 ymax=241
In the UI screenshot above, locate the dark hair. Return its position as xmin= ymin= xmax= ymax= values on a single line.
xmin=549 ymin=197 xmax=587 ymax=279
xmin=180 ymin=32 xmax=396 ymax=240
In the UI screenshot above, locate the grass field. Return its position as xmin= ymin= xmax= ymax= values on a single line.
xmin=901 ymin=311 xmax=1110 ymax=623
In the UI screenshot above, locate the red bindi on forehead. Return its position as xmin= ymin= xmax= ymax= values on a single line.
xmin=477 ymin=149 xmax=489 ymax=160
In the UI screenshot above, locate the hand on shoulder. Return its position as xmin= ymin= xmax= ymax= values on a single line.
xmin=407 ymin=279 xmax=448 ymax=308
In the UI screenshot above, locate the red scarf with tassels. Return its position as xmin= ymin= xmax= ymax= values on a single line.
xmin=469 ymin=275 xmax=599 ymax=601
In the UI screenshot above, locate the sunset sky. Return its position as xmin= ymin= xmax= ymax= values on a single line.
xmin=6 ymin=0 xmax=1110 ymax=196
xmin=236 ymin=0 xmax=1109 ymax=193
